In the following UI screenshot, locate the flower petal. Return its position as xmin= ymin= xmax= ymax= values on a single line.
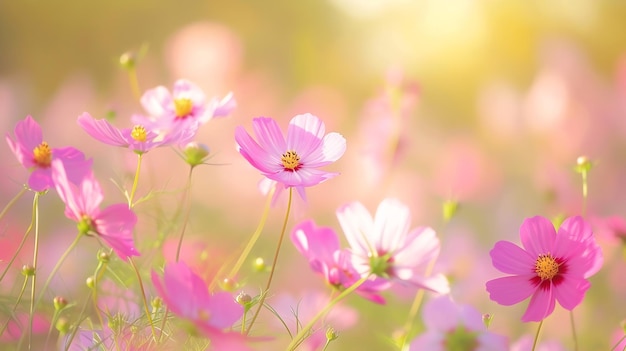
xmin=337 ymin=201 xmax=376 ymax=257
xmin=141 ymin=85 xmax=173 ymax=117
xmin=521 ymin=285 xmax=556 ymax=322
xmin=235 ymin=126 xmax=280 ymax=174
xmin=77 ymin=113 xmax=129 ymax=147
xmin=490 ymin=241 xmax=535 ymax=275
xmin=251 ymin=117 xmax=287 ymax=158
xmin=486 ymin=275 xmax=535 ymax=306
xmin=554 ymin=276 xmax=589 ymax=311
xmin=95 ymin=204 xmax=139 ymax=260
xmin=520 ymin=216 xmax=556 ymax=257
xmin=373 ymin=198 xmax=411 ymax=252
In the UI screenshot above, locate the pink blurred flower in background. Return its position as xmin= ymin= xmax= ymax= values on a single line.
xmin=6 ymin=115 xmax=92 ymax=192
xmin=510 ymin=335 xmax=566 ymax=351
xmin=235 ymin=113 xmax=346 ymax=200
xmin=78 ymin=112 xmax=196 ymax=154
xmin=486 ymin=216 xmax=602 ymax=322
xmin=151 ymin=261 xmax=251 ymax=351
xmin=51 ymin=159 xmax=139 ymax=260
xmin=133 ymin=79 xmax=235 ymax=136
xmin=409 ymin=295 xmax=508 ymax=351
xmin=0 ymin=313 xmax=49 ymax=343
xmin=337 ymin=198 xmax=449 ymax=294
xmin=291 ymin=219 xmax=388 ymax=303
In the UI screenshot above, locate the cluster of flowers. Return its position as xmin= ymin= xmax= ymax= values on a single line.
xmin=1 ymin=72 xmax=615 ymax=351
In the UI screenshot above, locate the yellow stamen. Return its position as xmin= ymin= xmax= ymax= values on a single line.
xmin=131 ymin=125 xmax=147 ymax=142
xmin=535 ymin=254 xmax=559 ymax=280
xmin=33 ymin=142 xmax=52 ymax=167
xmin=174 ymin=98 xmax=193 ymax=118
xmin=281 ymin=150 xmax=300 ymax=170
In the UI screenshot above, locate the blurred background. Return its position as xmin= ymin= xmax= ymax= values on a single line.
xmin=1 ymin=0 xmax=626 ymax=350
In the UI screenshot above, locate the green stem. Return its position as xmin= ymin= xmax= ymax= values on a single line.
xmin=0 ymin=190 xmax=35 ymax=283
xmin=570 ymin=311 xmax=578 ymax=351
xmin=34 ymin=233 xmax=83 ymax=310
xmin=212 ymin=184 xmax=275 ymax=291
xmin=0 ymin=274 xmax=29 ymax=336
xmin=245 ymin=187 xmax=292 ymax=335
xmin=531 ymin=320 xmax=544 ymax=351
xmin=0 ymin=186 xmax=26 ymax=221
xmin=27 ymin=192 xmax=41 ymax=350
xmin=175 ymin=167 xmax=194 ymax=262
xmin=129 ymin=257 xmax=157 ymax=341
xmin=287 ymin=274 xmax=371 ymax=351
xmin=128 ymin=154 xmax=143 ymax=208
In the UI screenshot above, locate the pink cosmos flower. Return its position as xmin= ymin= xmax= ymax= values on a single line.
xmin=6 ymin=115 xmax=91 ymax=191
xmin=485 ymin=216 xmax=602 ymax=322
xmin=291 ymin=219 xmax=389 ymax=303
xmin=151 ymin=261 xmax=251 ymax=351
xmin=51 ymin=159 xmax=139 ymax=260
xmin=133 ymin=79 xmax=235 ymax=134
xmin=511 ymin=335 xmax=566 ymax=351
xmin=78 ymin=112 xmax=195 ymax=154
xmin=0 ymin=312 xmax=49 ymax=342
xmin=234 ymin=113 xmax=346 ymax=200
xmin=337 ymin=198 xmax=449 ymax=293
xmin=409 ymin=295 xmax=508 ymax=351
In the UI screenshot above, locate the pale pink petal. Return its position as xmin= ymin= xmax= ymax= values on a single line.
xmin=520 ymin=216 xmax=556 ymax=256
xmin=409 ymin=331 xmax=444 ymax=351
xmin=141 ymin=86 xmax=173 ymax=117
xmin=373 ymin=198 xmax=411 ymax=252
xmin=522 ymin=286 xmax=556 ymax=322
xmin=486 ymin=275 xmax=535 ymax=306
xmin=28 ymin=168 xmax=53 ymax=192
xmin=172 ymin=79 xmax=206 ymax=105
xmin=291 ymin=220 xmax=341 ymax=263
xmin=393 ymin=227 xmax=438 ymax=269
xmin=202 ymin=329 xmax=254 ymax=351
xmin=553 ymin=277 xmax=589 ymax=310
xmin=13 ymin=115 xmax=43 ymax=152
xmin=51 ymin=159 xmax=82 ymax=221
xmin=336 ymin=201 xmax=376 ymax=256
xmin=559 ymin=216 xmax=592 ymax=242
xmin=422 ymin=295 xmax=461 ymax=331
xmin=477 ymin=333 xmax=509 ymax=351
xmin=77 ymin=112 xmax=129 ymax=147
xmin=458 ymin=304 xmax=486 ymax=331
xmin=77 ymin=171 xmax=104 ymax=217
xmin=271 ymin=167 xmax=336 ymax=187
xmin=52 ymin=147 xmax=93 ymax=185
xmin=206 ymin=292 xmax=243 ymax=329
xmin=302 ymin=132 xmax=346 ymax=167
xmin=95 ymin=204 xmax=139 ymax=260
xmin=211 ymin=92 xmax=237 ymax=118
xmin=251 ymin=117 xmax=287 ymax=158
xmin=286 ymin=114 xmax=325 ymax=158
xmin=405 ymin=273 xmax=450 ymax=294
xmin=490 ymin=241 xmax=535 ymax=274
xmin=235 ymin=126 xmax=281 ymax=174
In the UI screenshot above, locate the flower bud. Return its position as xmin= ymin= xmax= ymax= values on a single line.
xmin=54 ymin=296 xmax=68 ymax=311
xmin=56 ymin=317 xmax=70 ymax=335
xmin=183 ymin=142 xmax=210 ymax=167
xmin=236 ymin=291 xmax=252 ymax=306
xmin=575 ymin=156 xmax=592 ymax=173
xmin=253 ymin=257 xmax=266 ymax=272
xmin=442 ymin=199 xmax=459 ymax=222
xmin=326 ymin=327 xmax=339 ymax=342
xmin=119 ymin=51 xmax=137 ymax=70
xmin=21 ymin=264 xmax=35 ymax=277
xmin=86 ymin=276 xmax=95 ymax=289
xmin=98 ymin=250 xmax=110 ymax=263
xmin=219 ymin=277 xmax=237 ymax=292
xmin=152 ymin=296 xmax=163 ymax=311
xmin=482 ymin=313 xmax=493 ymax=328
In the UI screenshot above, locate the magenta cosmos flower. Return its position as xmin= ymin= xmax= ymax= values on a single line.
xmin=133 ymin=79 xmax=235 ymax=134
xmin=485 ymin=216 xmax=602 ymax=322
xmin=409 ymin=295 xmax=508 ymax=351
xmin=51 ymin=159 xmax=139 ymax=260
xmin=151 ymin=261 xmax=252 ymax=351
xmin=291 ymin=220 xmax=388 ymax=303
xmin=235 ymin=113 xmax=346 ymax=199
xmin=6 ymin=115 xmax=91 ymax=191
xmin=77 ymin=112 xmax=195 ymax=154
xmin=337 ymin=198 xmax=449 ymax=293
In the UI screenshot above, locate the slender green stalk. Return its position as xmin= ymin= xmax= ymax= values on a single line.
xmin=175 ymin=167 xmax=194 ymax=262
xmin=531 ymin=320 xmax=544 ymax=351
xmin=33 ymin=233 xmax=83 ymax=310
xmin=128 ymin=154 xmax=143 ymax=208
xmin=0 ymin=190 xmax=35 ymax=283
xmin=209 ymin=184 xmax=275 ymax=292
xmin=0 ymin=274 xmax=30 ymax=336
xmin=287 ymin=274 xmax=371 ymax=351
xmin=27 ymin=192 xmax=41 ymax=350
xmin=0 ymin=186 xmax=26 ymax=221
xmin=129 ymin=258 xmax=157 ymax=341
xmin=570 ymin=311 xmax=578 ymax=351
xmin=245 ymin=187 xmax=292 ymax=335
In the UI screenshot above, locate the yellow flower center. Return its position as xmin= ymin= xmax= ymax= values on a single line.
xmin=174 ymin=98 xmax=193 ymax=118
xmin=535 ymin=254 xmax=559 ymax=280
xmin=281 ymin=150 xmax=301 ymax=170
xmin=33 ymin=142 xmax=52 ymax=167
xmin=130 ymin=125 xmax=147 ymax=142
